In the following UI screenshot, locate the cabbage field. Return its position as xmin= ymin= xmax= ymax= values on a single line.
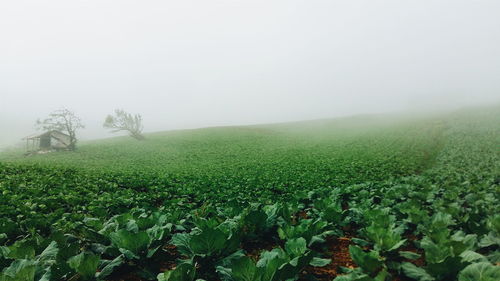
xmin=0 ymin=107 xmax=499 ymax=281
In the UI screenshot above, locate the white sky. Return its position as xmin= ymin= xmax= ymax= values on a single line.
xmin=1 ymin=0 xmax=500 ymax=147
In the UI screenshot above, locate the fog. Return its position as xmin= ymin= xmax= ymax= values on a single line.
xmin=1 ymin=0 xmax=499 ymax=148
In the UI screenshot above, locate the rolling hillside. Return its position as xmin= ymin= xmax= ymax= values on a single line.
xmin=0 ymin=106 xmax=499 ymax=281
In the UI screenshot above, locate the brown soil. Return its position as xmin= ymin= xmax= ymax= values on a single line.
xmin=292 ymin=210 xmax=309 ymax=224
xmin=401 ymin=235 xmax=425 ymax=267
xmin=159 ymin=244 xmax=181 ymax=271
xmin=297 ymin=210 xmax=309 ymax=219
xmin=108 ymin=273 xmax=144 ymax=281
xmin=301 ymin=236 xmax=355 ymax=280
xmin=242 ymin=237 xmax=280 ymax=261
xmin=342 ymin=201 xmax=349 ymax=211
xmin=108 ymin=244 xmax=181 ymax=281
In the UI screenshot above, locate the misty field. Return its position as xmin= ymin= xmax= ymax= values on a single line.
xmin=0 ymin=107 xmax=499 ymax=281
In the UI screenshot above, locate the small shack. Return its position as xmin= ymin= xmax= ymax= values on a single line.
xmin=24 ymin=130 xmax=71 ymax=152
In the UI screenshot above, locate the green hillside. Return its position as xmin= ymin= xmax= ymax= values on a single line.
xmin=1 ymin=112 xmax=442 ymax=176
xmin=0 ymin=107 xmax=499 ymax=281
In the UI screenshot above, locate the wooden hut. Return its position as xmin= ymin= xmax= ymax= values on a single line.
xmin=24 ymin=130 xmax=71 ymax=152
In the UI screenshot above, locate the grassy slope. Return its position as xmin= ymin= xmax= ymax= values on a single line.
xmin=0 ymin=106 xmax=498 ymax=213
xmin=0 ymin=106 xmax=498 ymax=280
xmin=0 ymin=111 xmax=452 ymax=227
xmin=1 ymin=112 xmax=441 ymax=175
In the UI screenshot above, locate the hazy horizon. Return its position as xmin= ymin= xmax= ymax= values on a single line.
xmin=2 ymin=0 xmax=500 ymax=148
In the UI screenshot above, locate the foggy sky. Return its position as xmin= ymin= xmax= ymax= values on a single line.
xmin=1 ymin=0 xmax=500 ymax=148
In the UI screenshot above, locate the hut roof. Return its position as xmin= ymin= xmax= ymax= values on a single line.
xmin=24 ymin=130 xmax=70 ymax=140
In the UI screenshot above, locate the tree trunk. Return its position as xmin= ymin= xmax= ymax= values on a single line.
xmin=131 ymin=132 xmax=145 ymax=140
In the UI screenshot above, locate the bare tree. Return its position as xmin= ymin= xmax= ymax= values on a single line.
xmin=36 ymin=108 xmax=85 ymax=151
xmin=103 ymin=109 xmax=145 ymax=140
